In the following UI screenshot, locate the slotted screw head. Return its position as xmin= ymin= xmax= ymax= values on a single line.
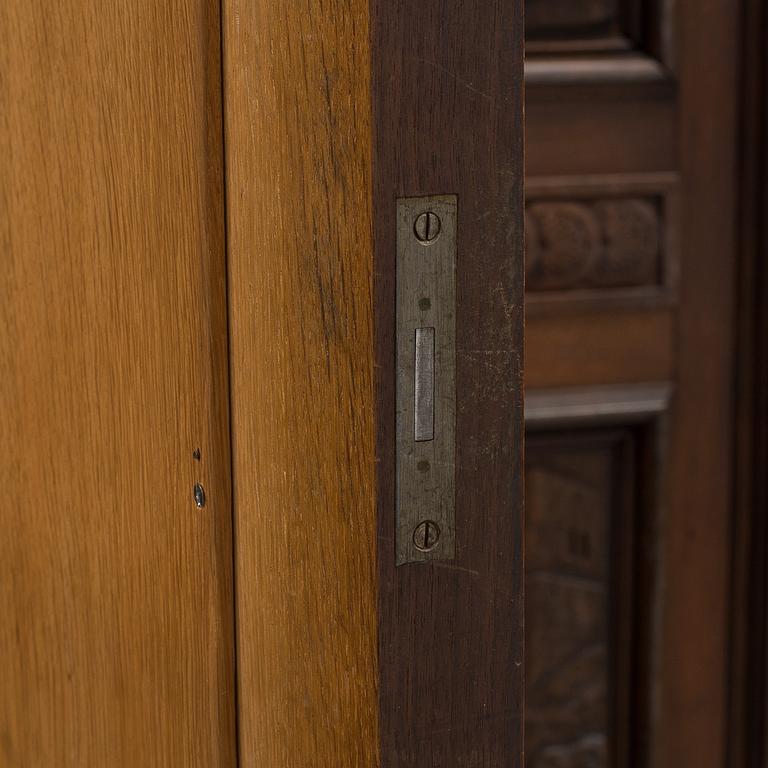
xmin=413 ymin=211 xmax=441 ymax=244
xmin=413 ymin=520 xmax=440 ymax=552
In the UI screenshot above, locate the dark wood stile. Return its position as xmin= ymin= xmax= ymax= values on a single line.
xmin=730 ymin=0 xmax=768 ymax=764
xmin=372 ymin=1 xmax=526 ymax=765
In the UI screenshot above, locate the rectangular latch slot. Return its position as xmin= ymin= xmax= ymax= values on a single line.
xmin=414 ymin=327 xmax=435 ymax=442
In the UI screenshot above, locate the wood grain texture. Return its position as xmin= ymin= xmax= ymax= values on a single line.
xmin=0 ymin=1 xmax=236 ymax=765
xmin=526 ymin=99 xmax=676 ymax=174
xmin=372 ymin=0 xmax=525 ymax=764
xmin=655 ymin=1 xmax=738 ymax=766
xmin=526 ymin=310 xmax=675 ymax=389
xmin=221 ymin=1 xmax=378 ymax=765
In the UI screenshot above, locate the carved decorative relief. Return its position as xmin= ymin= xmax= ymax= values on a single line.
xmin=525 ymin=197 xmax=661 ymax=292
xmin=525 ymin=435 xmax=633 ymax=768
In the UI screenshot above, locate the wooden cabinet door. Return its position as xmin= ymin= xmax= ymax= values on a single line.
xmin=524 ymin=2 xmax=738 ymax=768
xmin=0 ymin=2 xmax=236 ymax=765
xmin=2 ymin=0 xmax=526 ymax=765
xmin=222 ymin=0 xmax=525 ymax=766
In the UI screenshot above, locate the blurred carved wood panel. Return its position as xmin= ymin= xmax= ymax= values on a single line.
xmin=525 ymin=174 xmax=678 ymax=307
xmin=525 ymin=1 xmax=739 ymax=767
xmin=526 ymin=430 xmax=637 ymax=768
xmin=527 ymin=197 xmax=661 ymax=290
xmin=0 ymin=1 xmax=236 ymax=766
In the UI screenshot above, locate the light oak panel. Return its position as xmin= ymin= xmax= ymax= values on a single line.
xmin=221 ymin=1 xmax=378 ymax=766
xmin=0 ymin=1 xmax=235 ymax=765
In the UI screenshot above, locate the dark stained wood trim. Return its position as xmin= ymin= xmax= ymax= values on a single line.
xmin=525 ymin=382 xmax=673 ymax=429
xmin=656 ymin=1 xmax=739 ymax=766
xmin=524 ymin=53 xmax=669 ymax=89
xmin=729 ymin=0 xmax=768 ymax=764
xmin=371 ymin=0 xmax=525 ymax=764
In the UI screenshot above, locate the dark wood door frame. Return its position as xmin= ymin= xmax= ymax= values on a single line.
xmin=730 ymin=0 xmax=768 ymax=765
xmin=372 ymin=2 xmax=525 ymax=765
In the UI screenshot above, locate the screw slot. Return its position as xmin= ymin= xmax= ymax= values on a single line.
xmin=193 ymin=483 xmax=206 ymax=508
xmin=413 ymin=520 xmax=440 ymax=552
xmin=413 ymin=211 xmax=441 ymax=245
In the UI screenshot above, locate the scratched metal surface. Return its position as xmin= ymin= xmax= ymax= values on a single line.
xmin=396 ymin=195 xmax=456 ymax=565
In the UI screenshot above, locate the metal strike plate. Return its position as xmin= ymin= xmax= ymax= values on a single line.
xmin=396 ymin=195 xmax=456 ymax=565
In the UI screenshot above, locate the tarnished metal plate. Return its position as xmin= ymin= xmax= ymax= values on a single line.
xmin=396 ymin=195 xmax=456 ymax=565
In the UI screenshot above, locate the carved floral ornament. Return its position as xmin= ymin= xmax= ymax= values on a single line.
xmin=525 ymin=197 xmax=662 ymax=292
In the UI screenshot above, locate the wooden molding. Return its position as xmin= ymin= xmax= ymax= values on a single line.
xmin=525 ymin=0 xmax=677 ymax=83
xmin=222 ymin=1 xmax=378 ymax=765
xmin=657 ymin=2 xmax=739 ymax=765
xmin=525 ymin=382 xmax=673 ymax=428
xmin=525 ymin=53 xmax=670 ymax=88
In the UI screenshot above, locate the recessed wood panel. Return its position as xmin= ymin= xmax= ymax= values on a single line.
xmin=0 ymin=1 xmax=235 ymax=765
xmin=525 ymin=0 xmax=672 ymax=72
xmin=526 ymin=431 xmax=636 ymax=768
